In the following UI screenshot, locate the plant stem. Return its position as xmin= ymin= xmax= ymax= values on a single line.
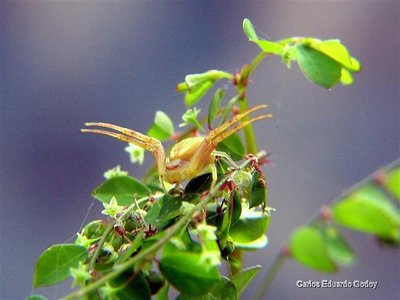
xmin=237 ymin=51 xmax=269 ymax=154
xmin=254 ymin=252 xmax=286 ymax=300
xmin=88 ymin=223 xmax=114 ymax=271
xmin=62 ymin=152 xmax=266 ymax=299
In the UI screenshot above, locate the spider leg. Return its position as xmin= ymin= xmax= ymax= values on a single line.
xmin=82 ymin=122 xmax=159 ymax=151
xmin=207 ymin=104 xmax=272 ymax=146
xmin=81 ymin=122 xmax=166 ymax=180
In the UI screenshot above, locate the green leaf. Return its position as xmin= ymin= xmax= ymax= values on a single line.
xmin=385 ymin=167 xmax=400 ymax=201
xmin=92 ymin=176 xmax=150 ymax=205
xmin=249 ymin=172 xmax=267 ymax=208
xmin=208 ymin=277 xmax=237 ymax=300
xmin=159 ymin=252 xmax=220 ymax=296
xmin=309 ymin=39 xmax=361 ymax=72
xmin=295 ymin=44 xmax=342 ymax=89
xmin=185 ymin=80 xmax=215 ymax=106
xmin=289 ymin=226 xmax=337 ymax=272
xmin=26 ymin=296 xmax=47 ymax=300
xmin=231 ymin=265 xmax=261 ymax=295
xmin=219 ymin=96 xmax=238 ymax=125
xmin=110 ymin=271 xmax=151 ymax=300
xmin=217 ymin=133 xmax=245 ymax=161
xmin=250 ymin=39 xmax=284 ymax=55
xmin=322 ymin=227 xmax=355 ymax=267
xmin=147 ymin=111 xmax=175 ymax=141
xmin=184 ymin=70 xmax=231 ymax=106
xmin=332 ymin=185 xmax=400 ymax=240
xmin=157 ymin=196 xmax=182 ymax=223
xmin=230 ymin=211 xmax=270 ymax=244
xmin=340 ymin=68 xmax=354 ymax=85
xmin=243 ymin=18 xmax=258 ymax=40
xmin=243 ymin=19 xmax=283 ymax=54
xmin=233 ymin=234 xmax=268 ymax=249
xmin=155 ymin=283 xmax=169 ymax=300
xmin=208 ymin=88 xmax=225 ymax=129
xmin=33 ymin=244 xmax=88 ymax=288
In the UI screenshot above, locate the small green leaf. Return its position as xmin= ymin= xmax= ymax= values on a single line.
xmin=249 ymin=172 xmax=267 ymax=208
xmin=385 ymin=167 xmax=400 ymax=201
xmin=184 ymin=70 xmax=231 ymax=106
xmin=332 ymin=185 xmax=400 ymax=240
xmin=159 ymin=252 xmax=220 ymax=296
xmin=295 ymin=44 xmax=342 ymax=89
xmin=289 ymin=226 xmax=337 ymax=272
xmin=322 ymin=227 xmax=355 ymax=267
xmin=185 ymin=80 xmax=215 ymax=106
xmin=92 ymin=176 xmax=151 ymax=205
xmin=230 ymin=211 xmax=270 ymax=244
xmin=33 ymin=244 xmax=88 ymax=288
xmin=208 ymin=88 xmax=225 ymax=129
xmin=217 ymin=133 xmax=245 ymax=161
xmin=147 ymin=110 xmax=175 ymax=141
xmin=340 ymin=68 xmax=354 ymax=85
xmin=219 ymin=96 xmax=238 ymax=125
xmin=26 ymin=296 xmax=47 ymax=300
xmin=250 ymin=39 xmax=284 ymax=55
xmin=185 ymin=70 xmax=229 ymax=89
xmin=243 ymin=18 xmax=258 ymax=40
xmin=243 ymin=19 xmax=283 ymax=54
xmin=231 ymin=265 xmax=261 ymax=295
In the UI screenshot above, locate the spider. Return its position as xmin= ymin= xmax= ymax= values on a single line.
xmin=81 ymin=104 xmax=270 ymax=188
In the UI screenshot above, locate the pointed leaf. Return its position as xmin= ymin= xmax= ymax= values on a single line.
xmin=185 ymin=80 xmax=215 ymax=106
xmin=295 ymin=44 xmax=342 ymax=89
xmin=33 ymin=244 xmax=88 ymax=287
xmin=249 ymin=172 xmax=267 ymax=208
xmin=92 ymin=176 xmax=150 ymax=205
xmin=219 ymin=96 xmax=238 ymax=125
xmin=208 ymin=88 xmax=225 ymax=129
xmin=289 ymin=226 xmax=336 ymax=272
xmin=184 ymin=70 xmax=231 ymax=106
xmin=159 ymin=252 xmax=220 ymax=296
xmin=147 ymin=111 xmax=174 ymax=141
xmin=232 ymin=265 xmax=261 ymax=295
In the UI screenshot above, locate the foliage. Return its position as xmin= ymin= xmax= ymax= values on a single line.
xmin=28 ymin=19 xmax=398 ymax=300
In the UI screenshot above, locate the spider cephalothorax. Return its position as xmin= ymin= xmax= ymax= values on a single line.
xmin=82 ymin=105 xmax=270 ymax=186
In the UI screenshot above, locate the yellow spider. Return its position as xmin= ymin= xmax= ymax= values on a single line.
xmin=81 ymin=104 xmax=270 ymax=187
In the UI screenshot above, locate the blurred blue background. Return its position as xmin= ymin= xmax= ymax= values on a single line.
xmin=1 ymin=1 xmax=399 ymax=299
